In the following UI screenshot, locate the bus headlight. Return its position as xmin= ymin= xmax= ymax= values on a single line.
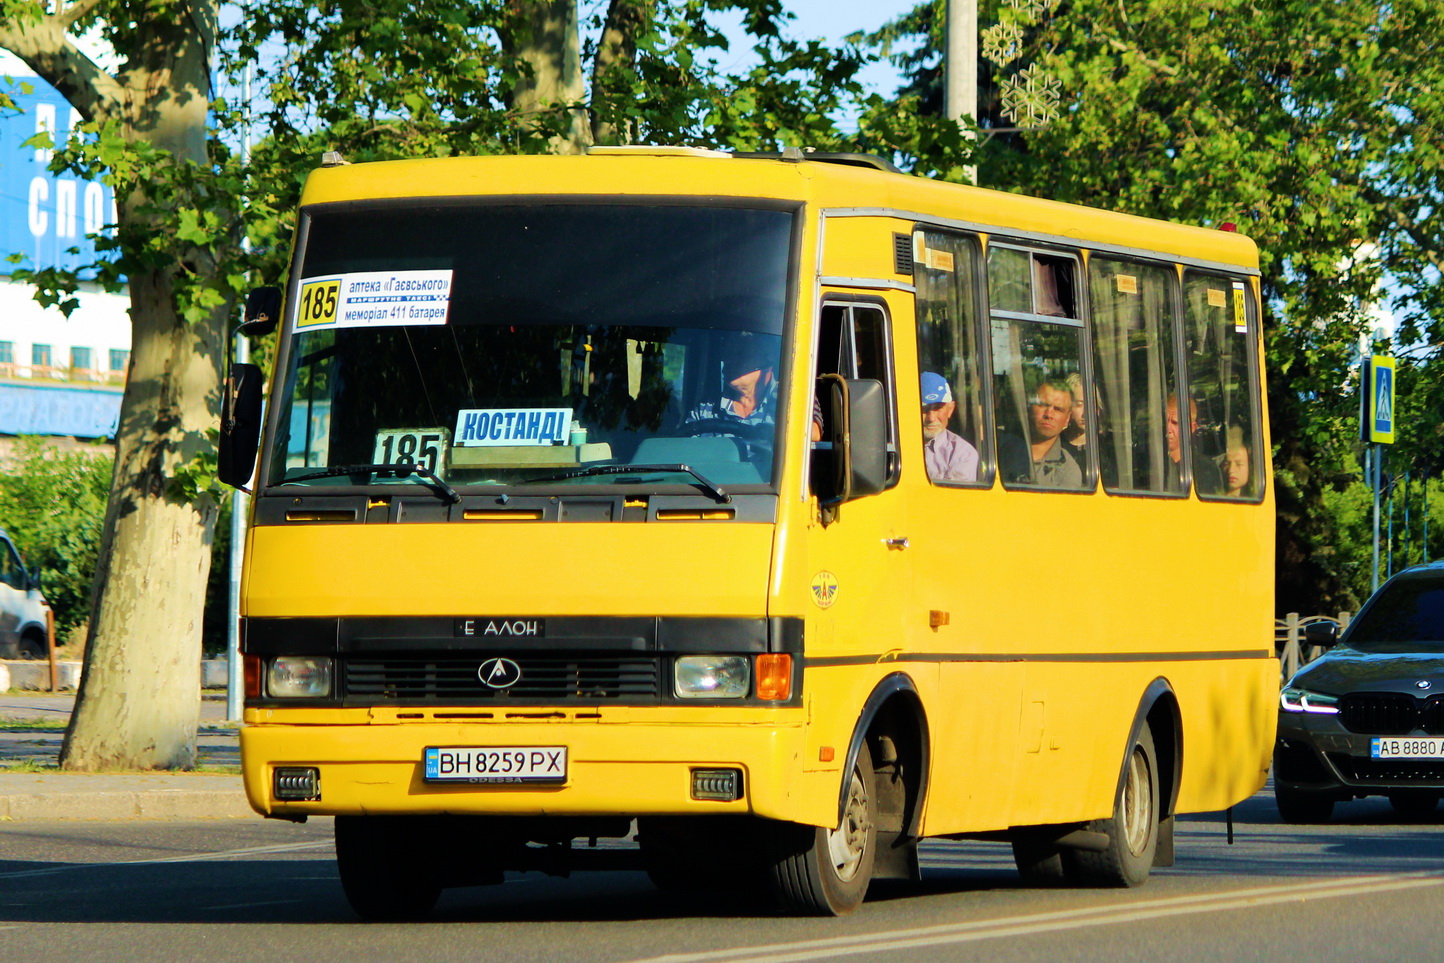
xmin=268 ymin=657 xmax=334 ymax=698
xmin=1280 ymin=686 xmax=1339 ymax=714
xmin=674 ymin=656 xmax=749 ymax=699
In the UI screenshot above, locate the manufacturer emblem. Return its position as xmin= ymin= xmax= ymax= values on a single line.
xmin=810 ymin=571 xmax=839 ymax=609
xmin=1417 ymin=680 xmax=1432 ymax=690
xmin=478 ymin=658 xmax=523 ymax=689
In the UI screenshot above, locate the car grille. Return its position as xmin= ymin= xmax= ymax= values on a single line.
xmin=1338 ymin=693 xmax=1444 ymax=735
xmin=344 ymin=653 xmax=662 ymax=703
xmin=1327 ymin=753 xmax=1444 ymax=784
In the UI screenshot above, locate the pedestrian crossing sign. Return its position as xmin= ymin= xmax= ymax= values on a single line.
xmin=1367 ymin=355 xmax=1395 ymax=444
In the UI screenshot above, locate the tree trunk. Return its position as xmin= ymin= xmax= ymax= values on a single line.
xmin=29 ymin=1 xmax=231 ymax=771
xmin=60 ymin=266 xmax=224 ymax=769
xmin=505 ymin=0 xmax=591 ymax=153
xmin=591 ymin=0 xmax=651 ymax=145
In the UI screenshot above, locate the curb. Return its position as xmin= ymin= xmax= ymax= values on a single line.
xmin=0 ymin=775 xmax=252 ymax=821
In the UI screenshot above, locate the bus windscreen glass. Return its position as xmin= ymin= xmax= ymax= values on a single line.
xmin=268 ymin=203 xmax=796 ymax=493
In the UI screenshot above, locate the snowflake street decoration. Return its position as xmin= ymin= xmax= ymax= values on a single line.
xmin=1006 ymin=0 xmax=1060 ymax=16
xmin=981 ymin=20 xmax=1025 ymax=67
xmin=1000 ymin=63 xmax=1062 ymax=127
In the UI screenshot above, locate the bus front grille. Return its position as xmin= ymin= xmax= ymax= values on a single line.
xmin=344 ymin=654 xmax=662 ymax=703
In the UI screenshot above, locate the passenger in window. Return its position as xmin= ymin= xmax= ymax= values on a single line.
xmin=1000 ymin=377 xmax=1082 ymax=488
xmin=1061 ymin=371 xmax=1088 ymax=465
xmin=1165 ymin=393 xmax=1222 ymax=494
xmin=920 ymin=371 xmax=979 ymax=483
xmin=1223 ymin=426 xmax=1253 ymax=498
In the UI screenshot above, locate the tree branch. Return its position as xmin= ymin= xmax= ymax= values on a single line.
xmin=59 ymin=0 xmax=104 ymax=29
xmin=0 ymin=5 xmax=124 ymax=124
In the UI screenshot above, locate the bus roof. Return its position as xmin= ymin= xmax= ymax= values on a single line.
xmin=298 ymin=151 xmax=1260 ymax=271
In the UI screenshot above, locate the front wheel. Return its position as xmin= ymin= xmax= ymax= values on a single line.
xmin=17 ymin=631 xmax=46 ymax=660
xmin=334 ymin=816 xmax=442 ymax=922
xmin=1065 ymin=724 xmax=1159 ymax=887
xmin=766 ymin=741 xmax=877 ymax=915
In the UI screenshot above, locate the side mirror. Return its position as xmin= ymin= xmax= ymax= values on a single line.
xmin=239 ymin=286 xmax=283 ymax=337
xmin=219 ymin=362 xmax=265 ymax=489
xmin=1303 ymin=621 xmax=1339 ymax=649
xmin=814 ymin=375 xmax=887 ymax=521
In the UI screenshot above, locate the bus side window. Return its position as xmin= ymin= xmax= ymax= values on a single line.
xmin=1184 ymin=274 xmax=1262 ymax=500
xmin=987 ymin=245 xmax=1089 ymax=491
xmin=913 ymin=230 xmax=991 ymax=487
xmin=1088 ymin=258 xmax=1183 ymax=495
xmin=816 ymin=303 xmax=899 ymax=485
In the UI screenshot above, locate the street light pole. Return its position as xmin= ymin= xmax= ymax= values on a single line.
xmin=945 ymin=0 xmax=978 ymax=184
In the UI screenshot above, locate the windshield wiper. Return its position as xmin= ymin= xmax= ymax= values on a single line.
xmin=522 ymin=463 xmax=731 ymax=504
xmin=279 ymin=463 xmax=462 ymax=504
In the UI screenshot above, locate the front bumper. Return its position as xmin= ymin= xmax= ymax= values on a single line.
xmin=1275 ymin=712 xmax=1444 ymax=795
xmin=241 ymin=706 xmax=824 ymax=823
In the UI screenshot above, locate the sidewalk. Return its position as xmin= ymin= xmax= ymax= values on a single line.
xmin=0 ymin=693 xmax=252 ymax=820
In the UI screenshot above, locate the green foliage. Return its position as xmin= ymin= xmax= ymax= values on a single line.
xmin=0 ymin=438 xmax=112 ymax=637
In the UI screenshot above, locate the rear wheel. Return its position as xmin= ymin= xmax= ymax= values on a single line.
xmin=1065 ymin=725 xmax=1159 ymax=887
xmin=1387 ymin=793 xmax=1440 ymax=818
xmin=766 ymin=740 xmax=876 ymax=915
xmin=334 ymin=816 xmax=442 ymax=922
xmin=1275 ymin=786 xmax=1335 ymax=824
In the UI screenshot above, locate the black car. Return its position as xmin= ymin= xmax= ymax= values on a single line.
xmin=1274 ymin=562 xmax=1444 ymax=822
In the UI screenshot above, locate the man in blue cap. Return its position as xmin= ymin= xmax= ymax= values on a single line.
xmin=921 ymin=371 xmax=978 ymax=483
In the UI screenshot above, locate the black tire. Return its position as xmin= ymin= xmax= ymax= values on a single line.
xmin=334 ymin=816 xmax=442 ymax=922
xmin=1275 ymin=786 xmax=1335 ymax=824
xmin=1065 ymin=725 xmax=1159 ymax=888
xmin=766 ymin=740 xmax=877 ymax=915
xmin=17 ymin=631 xmax=46 ymax=660
xmin=1387 ymin=793 xmax=1440 ymax=818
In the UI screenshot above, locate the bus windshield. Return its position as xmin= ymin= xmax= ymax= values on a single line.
xmin=267 ymin=202 xmax=796 ymax=494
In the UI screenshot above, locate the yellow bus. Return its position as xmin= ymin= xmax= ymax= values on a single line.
xmin=220 ymin=147 xmax=1277 ymax=919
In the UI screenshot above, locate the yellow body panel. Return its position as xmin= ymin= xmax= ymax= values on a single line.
xmin=244 ymin=151 xmax=1275 ymax=842
xmin=245 ymin=521 xmax=775 ymax=617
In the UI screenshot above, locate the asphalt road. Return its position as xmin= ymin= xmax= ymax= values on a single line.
xmin=2 ymin=789 xmax=1441 ymax=963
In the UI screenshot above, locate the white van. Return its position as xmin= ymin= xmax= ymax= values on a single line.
xmin=0 ymin=528 xmax=50 ymax=659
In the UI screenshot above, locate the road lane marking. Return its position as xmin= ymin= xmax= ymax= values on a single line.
xmin=0 ymin=841 xmax=331 ymax=881
xmin=201 ymin=899 xmax=305 ymax=910
xmin=630 ymin=871 xmax=1444 ymax=963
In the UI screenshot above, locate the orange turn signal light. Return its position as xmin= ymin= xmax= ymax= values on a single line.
xmin=243 ymin=654 xmax=263 ymax=700
xmin=755 ymin=653 xmax=792 ymax=701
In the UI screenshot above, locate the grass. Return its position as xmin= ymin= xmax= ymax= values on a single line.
xmin=0 ymin=720 xmax=66 ymax=732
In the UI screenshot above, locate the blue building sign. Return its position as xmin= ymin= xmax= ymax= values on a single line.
xmin=0 ymin=381 xmax=122 ymax=438
xmin=0 ymin=81 xmax=117 ymax=277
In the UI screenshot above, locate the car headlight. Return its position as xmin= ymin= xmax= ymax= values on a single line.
xmin=674 ymin=655 xmax=749 ymax=699
xmin=268 ymin=657 xmax=334 ymax=698
xmin=1280 ymin=686 xmax=1339 ymax=714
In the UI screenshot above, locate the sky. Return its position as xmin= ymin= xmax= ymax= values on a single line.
xmin=732 ymin=0 xmax=919 ymax=100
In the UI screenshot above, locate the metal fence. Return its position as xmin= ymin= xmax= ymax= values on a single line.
xmin=1275 ymin=611 xmax=1352 ymax=682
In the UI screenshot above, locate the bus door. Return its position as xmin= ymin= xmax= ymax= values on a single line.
xmin=803 ymin=296 xmax=914 ymax=744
